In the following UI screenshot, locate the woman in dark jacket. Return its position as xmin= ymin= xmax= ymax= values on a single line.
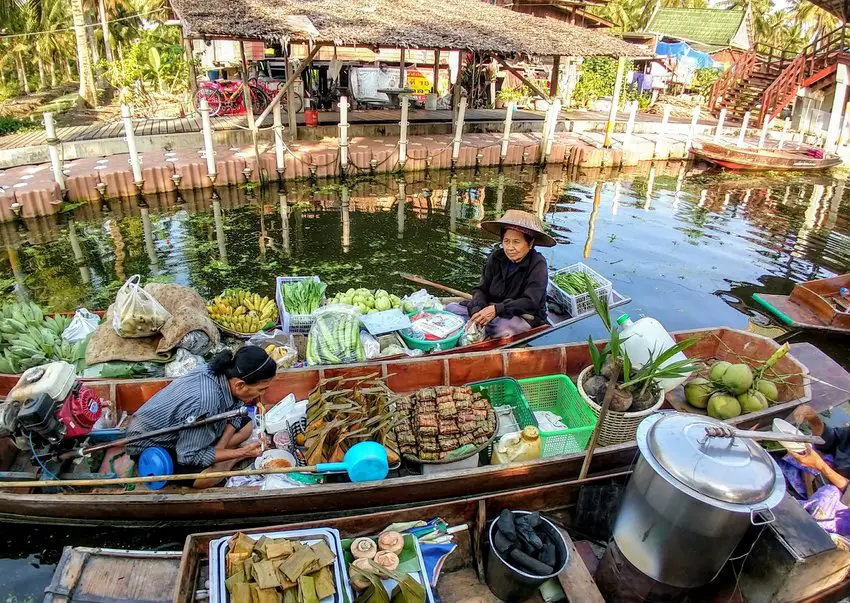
xmin=447 ymin=210 xmax=555 ymax=338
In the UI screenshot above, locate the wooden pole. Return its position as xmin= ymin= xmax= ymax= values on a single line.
xmin=199 ymin=98 xmax=217 ymax=184
xmin=398 ymin=94 xmax=410 ymax=167
xmin=604 ymin=57 xmax=626 ymax=149
xmin=501 ymin=101 xmax=515 ymax=161
xmin=495 ymin=56 xmax=551 ymax=101
xmin=432 ymin=49 xmax=440 ymax=93
xmin=452 ymin=96 xmax=467 ymax=164
xmin=183 ymin=32 xmax=197 ymax=96
xmin=121 ymin=103 xmax=143 ymax=188
xmin=738 ymin=111 xmax=751 ymax=147
xmin=399 ymin=47 xmax=406 ymax=87
xmin=239 ymin=41 xmax=256 ymax=132
xmin=549 ymin=55 xmax=561 ymax=98
xmin=398 ymin=272 xmax=472 ymax=299
xmin=579 ymin=363 xmax=622 ymax=480
xmin=714 ymin=107 xmax=726 ymax=141
xmin=256 ymin=43 xmax=322 ymax=129
xmin=43 ymin=112 xmax=65 ymax=192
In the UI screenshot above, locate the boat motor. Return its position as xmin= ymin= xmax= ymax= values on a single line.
xmin=4 ymin=361 xmax=103 ymax=445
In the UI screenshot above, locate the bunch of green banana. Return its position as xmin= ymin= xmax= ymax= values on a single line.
xmin=0 ymin=301 xmax=90 ymax=374
xmin=43 ymin=314 xmax=72 ymax=337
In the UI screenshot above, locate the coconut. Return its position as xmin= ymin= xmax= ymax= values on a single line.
xmin=631 ymin=387 xmax=658 ymax=412
xmin=755 ymin=379 xmax=779 ymax=402
xmin=583 ymin=375 xmax=609 ymax=402
xmin=707 ymin=392 xmax=742 ymax=420
xmin=710 ymin=361 xmax=732 ymax=384
xmin=601 ymin=357 xmax=617 ymax=379
xmin=684 ymin=377 xmax=713 ymax=409
xmin=721 ymin=363 xmax=754 ymax=395
xmin=738 ymin=391 xmax=768 ymax=413
xmin=610 ymin=387 xmax=633 ymax=412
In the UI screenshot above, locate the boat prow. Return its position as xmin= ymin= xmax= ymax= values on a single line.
xmin=692 ymin=140 xmax=842 ymax=171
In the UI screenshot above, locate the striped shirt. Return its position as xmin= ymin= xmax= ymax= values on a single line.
xmin=125 ymin=365 xmax=243 ymax=467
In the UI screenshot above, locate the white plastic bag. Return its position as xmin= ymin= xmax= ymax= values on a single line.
xmin=112 ymin=275 xmax=171 ymax=338
xmin=360 ymin=330 xmax=380 ymax=360
xmin=403 ymin=288 xmax=444 ymax=312
xmin=459 ymin=320 xmax=486 ymax=346
xmin=246 ymin=329 xmax=298 ymax=369
xmin=63 ymin=308 xmax=100 ymax=343
xmin=305 ymin=305 xmax=365 ymax=366
xmin=164 ymin=348 xmax=205 ymax=378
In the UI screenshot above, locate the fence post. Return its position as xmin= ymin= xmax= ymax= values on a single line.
xmin=43 ymin=112 xmax=65 ymax=193
xmin=540 ymin=101 xmax=554 ymax=163
xmin=199 ymin=98 xmax=217 ymax=184
xmin=338 ymin=96 xmax=350 ymax=173
xmin=543 ymin=99 xmax=562 ymax=160
xmin=121 ymin=104 xmax=143 ymax=189
xmin=685 ymin=105 xmax=700 ymax=153
xmin=622 ymin=100 xmax=637 ymax=150
xmin=604 ymin=57 xmax=627 ymax=148
xmin=273 ymin=102 xmax=285 ymax=178
xmin=655 ymin=104 xmax=671 ymax=159
xmin=398 ymin=94 xmax=410 ymax=169
xmin=452 ymin=96 xmax=467 ymax=165
xmin=500 ymin=101 xmax=515 ymax=161
xmin=737 ymin=111 xmax=751 ymax=147
xmin=839 ymin=101 xmax=850 ymax=147
xmin=714 ymin=108 xmax=726 ymax=141
xmin=758 ymin=116 xmax=771 ymax=149
xmin=778 ymin=117 xmax=791 ymax=149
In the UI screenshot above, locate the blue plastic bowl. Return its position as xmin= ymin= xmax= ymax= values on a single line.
xmin=138 ymin=447 xmax=174 ymax=490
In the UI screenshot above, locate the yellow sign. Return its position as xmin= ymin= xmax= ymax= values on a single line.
xmin=406 ymin=70 xmax=432 ymax=95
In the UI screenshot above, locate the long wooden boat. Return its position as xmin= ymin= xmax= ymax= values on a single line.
xmin=0 ymin=328 xmax=845 ymax=528
xmin=755 ymin=275 xmax=850 ymax=335
xmin=692 ymin=140 xmax=842 ymax=171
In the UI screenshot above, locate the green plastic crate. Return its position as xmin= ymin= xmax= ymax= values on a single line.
xmin=468 ymin=377 xmax=538 ymax=430
xmin=517 ymin=375 xmax=597 ymax=457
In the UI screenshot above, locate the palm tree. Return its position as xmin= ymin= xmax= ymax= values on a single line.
xmin=70 ymin=0 xmax=98 ymax=105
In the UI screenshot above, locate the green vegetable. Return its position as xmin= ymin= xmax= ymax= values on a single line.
xmin=281 ymin=279 xmax=326 ymax=315
xmin=553 ymin=271 xmax=599 ymax=295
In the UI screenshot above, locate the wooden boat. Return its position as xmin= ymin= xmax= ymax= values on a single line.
xmin=692 ymin=140 xmax=842 ymax=171
xmin=754 ymin=275 xmax=850 ymax=335
xmin=1 ymin=327 xmax=845 ymax=527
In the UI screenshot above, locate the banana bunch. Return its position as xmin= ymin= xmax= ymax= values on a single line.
xmin=264 ymin=343 xmax=294 ymax=368
xmin=43 ymin=314 xmax=72 ymax=337
xmin=207 ymin=289 xmax=277 ymax=335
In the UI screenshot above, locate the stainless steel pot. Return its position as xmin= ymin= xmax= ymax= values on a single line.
xmin=612 ymin=411 xmax=786 ymax=589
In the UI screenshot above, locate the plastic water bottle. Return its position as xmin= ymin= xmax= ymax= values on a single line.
xmin=617 ymin=314 xmax=692 ymax=392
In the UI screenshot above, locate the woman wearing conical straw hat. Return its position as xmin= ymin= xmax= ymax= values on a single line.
xmin=446 ymin=210 xmax=554 ymax=338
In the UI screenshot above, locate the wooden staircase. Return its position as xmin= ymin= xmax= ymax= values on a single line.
xmin=709 ymin=48 xmax=793 ymax=123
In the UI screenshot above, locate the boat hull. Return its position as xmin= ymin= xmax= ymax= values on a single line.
xmin=693 ymin=141 xmax=842 ymax=171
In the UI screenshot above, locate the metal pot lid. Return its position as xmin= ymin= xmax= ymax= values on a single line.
xmin=643 ymin=412 xmax=777 ymax=505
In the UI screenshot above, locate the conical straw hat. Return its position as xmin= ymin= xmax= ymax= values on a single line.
xmin=480 ymin=210 xmax=556 ymax=247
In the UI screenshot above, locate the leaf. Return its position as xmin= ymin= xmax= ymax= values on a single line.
xmin=587 ymin=335 xmax=603 ymax=375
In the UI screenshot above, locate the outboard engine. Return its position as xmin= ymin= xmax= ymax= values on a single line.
xmin=5 ymin=361 xmax=102 ymax=445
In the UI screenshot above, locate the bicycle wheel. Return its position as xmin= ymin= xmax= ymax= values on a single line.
xmin=195 ymin=86 xmax=224 ymax=117
xmin=250 ymin=85 xmax=270 ymax=115
xmin=283 ymin=91 xmax=304 ymax=114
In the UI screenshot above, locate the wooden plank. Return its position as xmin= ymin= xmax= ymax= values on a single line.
xmin=557 ymin=527 xmax=606 ymax=603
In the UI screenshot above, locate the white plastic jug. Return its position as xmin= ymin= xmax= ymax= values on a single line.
xmin=617 ymin=314 xmax=692 ymax=392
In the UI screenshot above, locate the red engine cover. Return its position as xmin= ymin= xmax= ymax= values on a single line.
xmin=57 ymin=387 xmax=103 ymax=439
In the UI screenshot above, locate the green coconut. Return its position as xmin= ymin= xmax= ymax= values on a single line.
xmin=707 ymin=392 xmax=742 ymax=420
xmin=738 ymin=391 xmax=768 ymax=413
xmin=721 ymin=363 xmax=754 ymax=395
xmin=684 ymin=377 xmax=713 ymax=409
xmin=710 ymin=361 xmax=732 ymax=384
xmin=755 ymin=379 xmax=779 ymax=403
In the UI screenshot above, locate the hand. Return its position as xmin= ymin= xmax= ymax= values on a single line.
xmin=793 ymin=404 xmax=818 ymax=426
xmin=789 ymin=447 xmax=825 ymax=471
xmin=471 ymin=305 xmax=497 ymax=327
xmin=240 ymin=440 xmax=263 ymax=459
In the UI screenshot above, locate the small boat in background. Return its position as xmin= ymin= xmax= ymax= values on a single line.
xmin=692 ymin=141 xmax=842 ymax=171
xmin=755 ymin=274 xmax=850 ymax=335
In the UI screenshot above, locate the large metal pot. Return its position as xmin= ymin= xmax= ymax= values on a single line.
xmin=612 ymin=411 xmax=786 ymax=589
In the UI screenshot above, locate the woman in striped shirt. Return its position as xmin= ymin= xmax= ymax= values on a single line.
xmin=125 ymin=345 xmax=277 ymax=488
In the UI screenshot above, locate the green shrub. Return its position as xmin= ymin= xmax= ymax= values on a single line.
xmin=572 ymin=57 xmax=635 ymax=108
xmin=0 ymin=116 xmax=38 ymax=137
xmin=0 ymin=82 xmax=21 ymax=102
xmin=691 ymin=67 xmax=722 ymax=97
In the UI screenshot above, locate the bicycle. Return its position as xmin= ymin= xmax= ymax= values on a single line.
xmin=193 ymin=80 xmax=270 ymax=117
xmin=248 ymin=77 xmax=304 ymax=114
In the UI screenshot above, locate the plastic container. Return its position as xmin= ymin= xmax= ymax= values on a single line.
xmin=276 ymin=275 xmax=324 ymax=333
xmin=304 ymin=108 xmax=319 ymax=127
xmin=617 ymin=313 xmax=692 ymax=392
xmin=517 ymin=375 xmax=596 ymax=457
xmin=399 ymin=309 xmax=464 ymax=352
xmin=8 ymin=361 xmax=76 ymax=403
xmin=469 ymin=377 xmax=538 ymax=430
xmin=548 ymin=263 xmax=612 ymax=318
xmin=491 ymin=426 xmax=543 ymax=464
xmin=485 ymin=511 xmax=569 ymax=602
xmin=137 ymin=447 xmax=173 ymax=490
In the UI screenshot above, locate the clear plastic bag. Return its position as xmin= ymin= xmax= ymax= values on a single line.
xmin=179 ymin=330 xmax=212 ymax=356
xmin=63 ymin=308 xmax=100 ymax=343
xmin=246 ymin=330 xmax=298 ymax=369
xmin=459 ymin=320 xmax=486 ymax=346
xmin=360 ymin=330 xmax=380 ymax=360
xmin=164 ymin=348 xmax=205 ymax=378
xmin=403 ymin=288 xmax=444 ymax=312
xmin=112 ymin=275 xmax=171 ymax=338
xmin=305 ymin=305 xmax=365 ymax=366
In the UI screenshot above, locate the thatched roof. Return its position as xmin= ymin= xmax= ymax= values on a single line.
xmin=170 ymin=0 xmax=648 ymax=58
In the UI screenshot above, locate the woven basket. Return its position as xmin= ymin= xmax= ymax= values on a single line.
xmin=576 ymin=365 xmax=663 ymax=447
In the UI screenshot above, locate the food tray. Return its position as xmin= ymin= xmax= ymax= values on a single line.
xmin=276 ymin=276 xmax=324 ymax=334
xmin=341 ymin=534 xmax=436 ymax=603
xmin=517 ymin=375 xmax=596 ymax=457
xmin=548 ymin=262 xmax=612 ymax=318
xmin=209 ymin=527 xmax=353 ymax=603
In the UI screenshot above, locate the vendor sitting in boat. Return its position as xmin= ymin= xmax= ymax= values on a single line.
xmin=125 ymin=346 xmax=276 ymax=489
xmin=447 ymin=210 xmax=554 ymax=338
xmin=788 ymin=404 xmax=850 ymax=500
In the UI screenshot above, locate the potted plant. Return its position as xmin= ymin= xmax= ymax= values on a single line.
xmin=577 ymin=289 xmax=698 ymax=446
xmin=495 ymin=87 xmax=518 ymax=109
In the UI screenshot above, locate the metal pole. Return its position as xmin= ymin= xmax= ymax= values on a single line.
xmin=199 ymin=97 xmax=217 ymax=184
xmin=273 ymin=102 xmax=285 ymax=177
xmin=685 ymin=105 xmax=700 ymax=153
xmin=121 ymin=103 xmax=143 ymax=188
xmin=452 ymin=96 xmax=467 ymax=164
xmin=622 ymin=100 xmax=637 ymax=150
xmin=604 ymin=57 xmax=627 ymax=148
xmin=778 ymin=117 xmax=790 ymax=149
xmin=714 ymin=108 xmax=726 ymax=141
xmin=43 ymin=112 xmax=65 ymax=192
xmin=398 ymin=94 xmax=410 ymax=168
xmin=738 ymin=111 xmax=751 ymax=147
xmin=338 ymin=95 xmax=350 ymax=172
xmin=500 ymin=101 xmax=515 ymax=161
xmin=758 ymin=116 xmax=771 ymax=150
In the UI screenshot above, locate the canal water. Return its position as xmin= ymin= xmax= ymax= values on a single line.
xmin=1 ymin=162 xmax=850 ymax=599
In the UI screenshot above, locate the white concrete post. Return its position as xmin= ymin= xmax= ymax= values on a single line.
xmin=758 ymin=116 xmax=771 ymax=150
xmin=121 ymin=104 xmax=143 ymax=187
xmin=540 ymin=101 xmax=554 ymax=162
xmin=644 ymin=165 xmax=655 ymax=210
xmin=43 ymin=112 xmax=65 ymax=192
xmin=825 ymin=65 xmax=849 ymax=152
xmin=273 ymin=102 xmax=285 ymax=176
xmin=341 ymin=185 xmax=350 ymax=253
xmin=655 ymin=104 xmax=671 ymax=159
xmin=839 ymin=102 xmax=850 ymax=147
xmin=714 ymin=108 xmax=726 ymax=141
xmin=737 ymin=111 xmax=750 ymax=148
xmin=452 ymin=96 xmax=467 ymax=163
xmin=604 ymin=57 xmax=627 ymax=148
xmin=398 ymin=94 xmax=410 ymax=168
xmin=685 ymin=105 xmax=700 ymax=153
xmin=338 ymin=96 xmax=350 ymax=170
xmin=778 ymin=118 xmax=790 ymax=149
xmin=500 ymin=101 xmax=515 ymax=160
xmin=622 ymin=100 xmax=637 ymax=150
xmin=545 ymin=98 xmax=562 ymax=158
xmin=199 ymin=98 xmax=217 ymax=183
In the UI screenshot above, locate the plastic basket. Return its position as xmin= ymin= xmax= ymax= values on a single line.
xmin=468 ymin=377 xmax=538 ymax=430
xmin=399 ymin=309 xmax=464 ymax=352
xmin=517 ymin=375 xmax=597 ymax=457
xmin=548 ymin=263 xmax=613 ymax=318
xmin=276 ymin=275 xmax=324 ymax=334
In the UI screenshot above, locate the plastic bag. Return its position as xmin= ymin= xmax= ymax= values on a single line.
xmin=63 ymin=308 xmax=100 ymax=343
xmin=305 ymin=305 xmax=365 ymax=366
xmin=247 ymin=329 xmax=298 ymax=369
xmin=82 ymin=361 xmax=166 ymax=379
xmin=179 ymin=330 xmax=212 ymax=356
xmin=112 ymin=275 xmax=171 ymax=338
xmin=459 ymin=320 xmax=486 ymax=346
xmin=164 ymin=348 xmax=205 ymax=378
xmin=360 ymin=331 xmax=380 ymax=360
xmin=403 ymin=288 xmax=444 ymax=312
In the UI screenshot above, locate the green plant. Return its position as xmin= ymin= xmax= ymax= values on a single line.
xmin=572 ymin=57 xmax=635 ymax=108
xmin=497 ymin=87 xmax=521 ymax=103
xmin=691 ymin=67 xmax=722 ymax=97
xmin=0 ymin=116 xmax=38 ymax=136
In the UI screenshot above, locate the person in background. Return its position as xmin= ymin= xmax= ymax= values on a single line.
xmin=125 ymin=346 xmax=276 ymax=489
xmin=446 ymin=210 xmax=554 ymax=339
xmin=788 ymin=404 xmax=850 ymax=499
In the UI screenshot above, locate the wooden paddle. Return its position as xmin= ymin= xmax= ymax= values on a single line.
xmin=398 ymin=272 xmax=473 ymax=300
xmin=579 ymin=360 xmax=622 ymax=480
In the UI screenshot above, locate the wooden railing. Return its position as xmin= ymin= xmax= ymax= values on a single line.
xmin=709 ymin=50 xmax=756 ymax=110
